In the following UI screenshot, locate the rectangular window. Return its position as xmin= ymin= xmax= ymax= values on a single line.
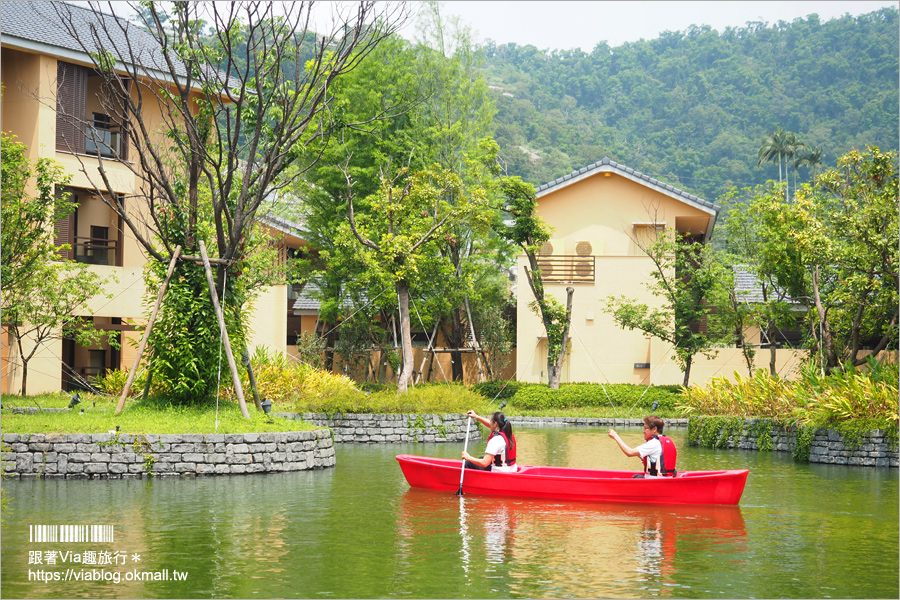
xmin=630 ymin=223 xmax=666 ymax=256
xmin=85 ymin=113 xmax=121 ymax=157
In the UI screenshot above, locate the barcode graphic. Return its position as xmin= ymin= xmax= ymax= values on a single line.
xmin=30 ymin=525 xmax=114 ymax=543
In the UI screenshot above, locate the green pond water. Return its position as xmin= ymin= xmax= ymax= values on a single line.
xmin=1 ymin=426 xmax=897 ymax=599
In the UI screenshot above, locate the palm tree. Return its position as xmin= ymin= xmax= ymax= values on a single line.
xmin=757 ymin=127 xmax=806 ymax=202
xmin=757 ymin=126 xmax=789 ymax=188
xmin=794 ymin=146 xmax=826 ymax=185
xmin=785 ymin=132 xmax=807 ymax=200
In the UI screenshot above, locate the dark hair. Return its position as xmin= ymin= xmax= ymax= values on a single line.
xmin=492 ymin=411 xmax=514 ymax=446
xmin=644 ymin=415 xmax=665 ymax=434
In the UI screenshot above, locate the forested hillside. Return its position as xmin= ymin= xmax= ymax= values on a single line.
xmin=480 ymin=7 xmax=899 ymax=203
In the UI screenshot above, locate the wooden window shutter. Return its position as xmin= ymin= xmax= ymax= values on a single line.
xmin=116 ymin=195 xmax=124 ymax=266
xmin=56 ymin=61 xmax=88 ymax=153
xmin=120 ymin=78 xmax=131 ymax=161
xmin=54 ymin=189 xmax=76 ymax=261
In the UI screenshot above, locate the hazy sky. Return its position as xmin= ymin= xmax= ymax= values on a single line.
xmin=421 ymin=1 xmax=898 ymax=51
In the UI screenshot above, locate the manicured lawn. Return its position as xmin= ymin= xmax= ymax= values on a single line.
xmin=0 ymin=393 xmax=318 ymax=435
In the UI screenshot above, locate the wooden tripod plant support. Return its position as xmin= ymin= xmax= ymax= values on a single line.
xmin=113 ymin=243 xmax=252 ymax=419
xmin=199 ymin=241 xmax=251 ymax=419
xmin=115 ymin=245 xmax=181 ymax=414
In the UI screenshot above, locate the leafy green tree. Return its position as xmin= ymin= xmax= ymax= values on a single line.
xmin=412 ymin=4 xmax=505 ymax=381
xmin=719 ymin=183 xmax=806 ymax=375
xmin=497 ymin=177 xmax=574 ymax=390
xmin=341 ymin=161 xmax=494 ymax=393
xmin=293 ymin=5 xmax=509 ymax=385
xmin=792 ymin=147 xmax=898 ymax=370
xmin=1 ymin=132 xmax=114 ymax=395
xmin=284 ymin=33 xmax=421 ymax=374
xmin=605 ymin=229 xmax=732 ymax=387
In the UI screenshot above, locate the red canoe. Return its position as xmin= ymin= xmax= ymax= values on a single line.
xmin=396 ymin=454 xmax=749 ymax=506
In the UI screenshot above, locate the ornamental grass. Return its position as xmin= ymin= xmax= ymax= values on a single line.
xmin=678 ymin=357 xmax=899 ymax=429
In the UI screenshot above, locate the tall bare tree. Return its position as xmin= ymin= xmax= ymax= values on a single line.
xmin=20 ymin=1 xmax=406 ymax=405
xmin=47 ymin=1 xmax=406 ymax=273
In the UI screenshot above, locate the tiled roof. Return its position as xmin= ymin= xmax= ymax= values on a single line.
xmin=733 ymin=266 xmax=766 ymax=304
xmin=732 ymin=265 xmax=798 ymax=305
xmin=258 ymin=214 xmax=309 ymax=239
xmin=1 ymin=1 xmax=187 ymax=79
xmin=536 ymin=157 xmax=720 ymax=214
xmin=292 ymin=282 xmax=367 ymax=313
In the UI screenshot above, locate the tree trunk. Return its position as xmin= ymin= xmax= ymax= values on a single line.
xmin=396 ymin=280 xmax=414 ymax=393
xmin=546 ymin=287 xmax=575 ymax=390
xmin=811 ymin=266 xmax=837 ymax=371
xmin=768 ymin=336 xmax=777 ymax=376
xmin=683 ymin=355 xmax=693 ymax=387
xmin=464 ymin=297 xmax=486 ymax=384
xmin=323 ymin=322 xmax=337 ymax=372
xmin=241 ymin=348 xmax=263 ymax=412
xmin=20 ymin=362 xmax=28 ymax=396
xmin=449 ymin=309 xmax=465 ymax=382
xmin=426 ymin=349 xmax=436 ymax=382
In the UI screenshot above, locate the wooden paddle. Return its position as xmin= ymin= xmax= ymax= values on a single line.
xmin=456 ymin=415 xmax=472 ymax=495
xmin=456 ymin=401 xmax=507 ymax=495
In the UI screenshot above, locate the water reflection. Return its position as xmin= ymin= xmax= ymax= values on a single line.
xmin=397 ymin=487 xmax=747 ymax=598
xmin=2 ymin=429 xmax=895 ymax=599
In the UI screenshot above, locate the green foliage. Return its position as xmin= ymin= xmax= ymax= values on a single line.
xmin=294 ymin=331 xmax=325 ymax=370
xmin=680 ymin=358 xmax=899 ymax=429
xmin=92 ymin=368 xmax=148 ymax=397
xmin=754 ymin=419 xmax=774 ymax=451
xmin=794 ymin=147 xmax=899 ymax=369
xmin=298 ymin=383 xmax=491 ymax=416
xmin=144 ymin=257 xmax=244 ymax=404
xmin=687 ymin=416 xmax=746 ymax=449
xmin=142 ymin=203 xmax=252 ymax=405
xmin=237 ymin=347 xmax=359 ymax=412
xmin=470 ymin=380 xmax=521 ymax=401
xmin=1 ymin=132 xmax=116 ymax=395
xmin=482 ymin=8 xmax=899 ymax=203
xmin=0 ymin=132 xmax=73 ymax=292
xmin=0 ymin=393 xmax=315 ymax=435
xmin=792 ymin=424 xmax=817 ymax=462
xmin=509 ymin=383 xmax=681 ymax=413
xmin=606 ymin=231 xmax=734 ymax=386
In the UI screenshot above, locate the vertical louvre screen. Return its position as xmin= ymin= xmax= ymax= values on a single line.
xmin=121 ymin=79 xmax=131 ymax=161
xmin=54 ymin=208 xmax=74 ymax=260
xmin=56 ymin=61 xmax=88 ymax=153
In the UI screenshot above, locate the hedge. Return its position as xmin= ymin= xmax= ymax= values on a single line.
xmin=492 ymin=383 xmax=682 ymax=412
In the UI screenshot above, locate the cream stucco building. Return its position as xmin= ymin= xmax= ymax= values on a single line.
xmin=516 ymin=158 xmax=805 ymax=386
xmin=0 ymin=2 xmax=307 ymax=395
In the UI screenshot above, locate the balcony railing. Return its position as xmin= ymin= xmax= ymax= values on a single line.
xmin=73 ymin=237 xmax=119 ymax=266
xmin=85 ymin=122 xmax=122 ymax=158
xmin=534 ymin=255 xmax=595 ymax=283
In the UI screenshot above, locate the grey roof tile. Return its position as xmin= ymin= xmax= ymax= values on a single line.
xmin=732 ymin=265 xmax=797 ymax=304
xmin=292 ymin=282 xmax=368 ymax=313
xmin=2 ymin=1 xmax=188 ymax=79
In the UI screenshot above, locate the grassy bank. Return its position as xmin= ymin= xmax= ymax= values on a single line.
xmin=0 ymin=394 xmax=317 ymax=435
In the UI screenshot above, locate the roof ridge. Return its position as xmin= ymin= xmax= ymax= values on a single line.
xmin=536 ymin=157 xmax=718 ymax=211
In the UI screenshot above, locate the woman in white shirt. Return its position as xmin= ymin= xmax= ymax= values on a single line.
xmin=461 ymin=410 xmax=518 ymax=473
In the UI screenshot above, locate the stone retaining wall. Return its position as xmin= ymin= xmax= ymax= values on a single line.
xmin=1 ymin=430 xmax=335 ymax=478
xmin=687 ymin=418 xmax=898 ymax=468
xmin=282 ymin=413 xmax=481 ymax=444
